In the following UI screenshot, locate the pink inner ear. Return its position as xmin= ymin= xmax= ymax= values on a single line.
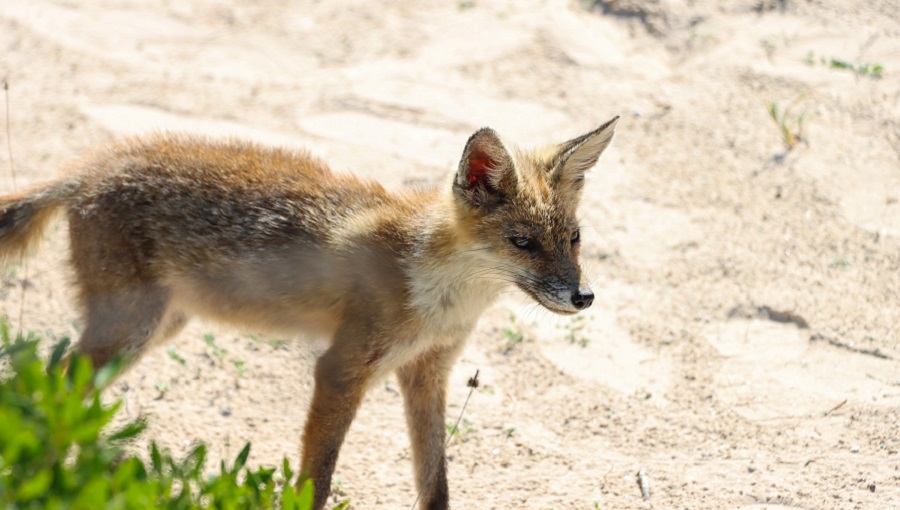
xmin=467 ymin=151 xmax=494 ymax=186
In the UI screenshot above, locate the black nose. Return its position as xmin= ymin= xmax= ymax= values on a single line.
xmin=571 ymin=289 xmax=594 ymax=310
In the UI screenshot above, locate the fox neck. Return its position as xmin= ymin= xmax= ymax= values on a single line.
xmin=405 ymin=198 xmax=507 ymax=336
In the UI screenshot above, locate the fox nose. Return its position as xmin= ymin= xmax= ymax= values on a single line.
xmin=571 ymin=288 xmax=594 ymax=310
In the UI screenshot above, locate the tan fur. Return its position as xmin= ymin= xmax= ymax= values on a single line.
xmin=0 ymin=118 xmax=617 ymax=509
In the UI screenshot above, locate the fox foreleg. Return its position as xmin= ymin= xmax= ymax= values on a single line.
xmin=397 ymin=340 xmax=466 ymax=510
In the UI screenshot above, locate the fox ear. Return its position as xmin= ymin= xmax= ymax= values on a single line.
xmin=552 ymin=116 xmax=619 ymax=192
xmin=454 ymin=127 xmax=516 ymax=206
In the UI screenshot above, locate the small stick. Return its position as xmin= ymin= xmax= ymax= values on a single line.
xmin=3 ymin=82 xmax=16 ymax=190
xmin=824 ymin=399 xmax=847 ymax=416
xmin=410 ymin=369 xmax=479 ymax=510
xmin=637 ymin=467 xmax=651 ymax=501
xmin=810 ymin=333 xmax=892 ymax=360
xmin=600 ymin=463 xmax=614 ymax=490
xmin=445 ymin=370 xmax=479 ymax=449
xmin=4 ymin=81 xmax=28 ymax=331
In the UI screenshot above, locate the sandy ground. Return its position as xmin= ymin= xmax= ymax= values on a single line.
xmin=2 ymin=0 xmax=900 ymax=508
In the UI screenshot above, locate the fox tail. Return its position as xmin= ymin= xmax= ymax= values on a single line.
xmin=0 ymin=178 xmax=79 ymax=269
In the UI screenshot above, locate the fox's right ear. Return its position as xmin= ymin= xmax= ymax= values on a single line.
xmin=453 ymin=127 xmax=516 ymax=207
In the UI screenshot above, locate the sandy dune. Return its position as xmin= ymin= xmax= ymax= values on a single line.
xmin=2 ymin=0 xmax=899 ymax=508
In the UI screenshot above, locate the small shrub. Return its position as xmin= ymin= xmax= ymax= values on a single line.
xmin=0 ymin=319 xmax=341 ymax=509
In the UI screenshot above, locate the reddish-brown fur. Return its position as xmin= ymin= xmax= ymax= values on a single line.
xmin=0 ymin=118 xmax=617 ymax=509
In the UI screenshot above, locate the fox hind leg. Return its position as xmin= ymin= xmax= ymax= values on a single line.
xmin=67 ymin=209 xmax=188 ymax=368
xmin=74 ymin=283 xmax=183 ymax=368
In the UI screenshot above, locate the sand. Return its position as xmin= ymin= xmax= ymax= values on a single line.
xmin=1 ymin=0 xmax=899 ymax=508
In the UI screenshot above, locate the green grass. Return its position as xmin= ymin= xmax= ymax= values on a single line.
xmin=203 ymin=332 xmax=228 ymax=360
xmin=767 ymin=96 xmax=809 ymax=150
xmin=446 ymin=418 xmax=475 ymax=443
xmin=564 ymin=315 xmax=591 ymax=347
xmin=806 ymin=51 xmax=884 ymax=77
xmin=231 ymin=359 xmax=246 ymax=377
xmin=502 ymin=314 xmax=524 ymax=344
xmin=167 ymin=346 xmax=187 ymax=366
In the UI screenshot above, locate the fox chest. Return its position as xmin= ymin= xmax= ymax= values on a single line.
xmin=411 ymin=276 xmax=502 ymax=338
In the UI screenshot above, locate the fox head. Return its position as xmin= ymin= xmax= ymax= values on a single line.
xmin=452 ymin=117 xmax=618 ymax=315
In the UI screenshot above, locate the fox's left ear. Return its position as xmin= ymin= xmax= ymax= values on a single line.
xmin=551 ymin=116 xmax=619 ymax=192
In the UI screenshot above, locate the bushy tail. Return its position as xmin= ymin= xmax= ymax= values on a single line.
xmin=0 ymin=179 xmax=79 ymax=269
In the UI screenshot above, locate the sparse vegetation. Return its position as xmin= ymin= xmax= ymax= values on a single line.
xmin=232 ymin=359 xmax=246 ymax=377
xmin=330 ymin=476 xmax=346 ymax=498
xmin=501 ymin=314 xmax=525 ymax=354
xmin=203 ymin=332 xmax=228 ymax=360
xmin=446 ymin=418 xmax=475 ymax=443
xmin=248 ymin=333 xmax=290 ymax=350
xmin=564 ymin=315 xmax=591 ymax=347
xmin=502 ymin=314 xmax=524 ymax=345
xmin=202 ymin=334 xmax=248 ymax=380
xmin=155 ymin=381 xmax=170 ymax=396
xmin=829 ymin=257 xmax=851 ymax=269
xmin=767 ymin=96 xmax=809 ymax=150
xmin=806 ymin=51 xmax=884 ymax=78
xmin=167 ymin=346 xmax=187 ymax=366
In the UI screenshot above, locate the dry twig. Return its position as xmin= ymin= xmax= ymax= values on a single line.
xmin=823 ymin=399 xmax=847 ymax=416
xmin=3 ymin=82 xmax=28 ymax=330
xmin=810 ymin=333 xmax=892 ymax=360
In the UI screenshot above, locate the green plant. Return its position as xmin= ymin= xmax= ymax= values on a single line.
xmin=155 ymin=382 xmax=170 ymax=396
xmin=446 ymin=418 xmax=475 ymax=443
xmin=806 ymin=51 xmax=884 ymax=77
xmin=829 ymin=257 xmax=851 ymax=269
xmin=167 ymin=346 xmax=187 ymax=366
xmin=767 ymin=96 xmax=809 ymax=150
xmin=0 ymin=318 xmax=345 ymax=509
xmin=564 ymin=315 xmax=591 ymax=347
xmin=331 ymin=476 xmax=346 ymax=496
xmin=501 ymin=314 xmax=524 ymax=351
xmin=248 ymin=334 xmax=289 ymax=350
xmin=232 ymin=359 xmax=246 ymax=377
xmin=204 ymin=332 xmax=228 ymax=360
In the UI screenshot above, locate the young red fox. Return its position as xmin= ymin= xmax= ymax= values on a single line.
xmin=0 ymin=117 xmax=617 ymax=509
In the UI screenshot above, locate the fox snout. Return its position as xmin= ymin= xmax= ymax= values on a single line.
xmin=515 ymin=273 xmax=594 ymax=316
xmin=546 ymin=282 xmax=594 ymax=315
xmin=571 ymin=287 xmax=594 ymax=310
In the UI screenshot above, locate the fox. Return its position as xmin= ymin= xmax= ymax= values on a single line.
xmin=0 ymin=116 xmax=618 ymax=509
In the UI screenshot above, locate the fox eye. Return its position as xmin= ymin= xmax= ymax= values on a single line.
xmin=570 ymin=230 xmax=580 ymax=244
xmin=510 ymin=236 xmax=535 ymax=250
